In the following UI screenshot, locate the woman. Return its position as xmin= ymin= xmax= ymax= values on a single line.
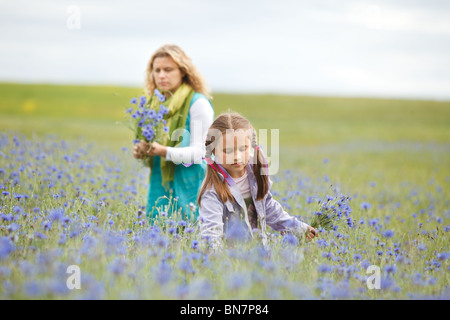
xmin=133 ymin=44 xmax=214 ymax=222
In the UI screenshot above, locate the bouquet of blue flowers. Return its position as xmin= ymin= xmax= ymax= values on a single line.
xmin=309 ymin=193 xmax=354 ymax=232
xmin=124 ymin=89 xmax=170 ymax=161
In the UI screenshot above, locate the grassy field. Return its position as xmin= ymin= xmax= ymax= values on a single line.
xmin=0 ymin=82 xmax=449 ymax=300
xmin=1 ymin=82 xmax=448 ymax=190
xmin=1 ymin=82 xmax=449 ymax=147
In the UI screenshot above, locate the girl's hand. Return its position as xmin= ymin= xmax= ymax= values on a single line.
xmin=306 ymin=226 xmax=318 ymax=241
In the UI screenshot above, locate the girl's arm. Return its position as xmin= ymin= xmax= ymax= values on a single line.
xmin=199 ymin=189 xmax=224 ymax=250
xmin=165 ymin=98 xmax=214 ymax=164
xmin=264 ymin=190 xmax=310 ymax=235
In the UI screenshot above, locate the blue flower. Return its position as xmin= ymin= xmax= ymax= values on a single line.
xmin=282 ymin=233 xmax=299 ymax=246
xmin=318 ymin=264 xmax=333 ymax=273
xmin=0 ymin=237 xmax=14 ymax=259
xmin=385 ymin=264 xmax=397 ymax=274
xmin=160 ymin=105 xmax=169 ymax=114
xmin=154 ymin=89 xmax=166 ymax=102
xmin=148 ymin=110 xmax=157 ymax=119
xmin=7 ymin=223 xmax=19 ymax=232
xmin=383 ymin=230 xmax=394 ymax=238
xmin=130 ymin=98 xmax=137 ymax=104
xmin=361 ymin=202 xmax=372 ymax=210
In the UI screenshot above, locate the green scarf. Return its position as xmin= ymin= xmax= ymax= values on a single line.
xmin=147 ymin=83 xmax=195 ymax=190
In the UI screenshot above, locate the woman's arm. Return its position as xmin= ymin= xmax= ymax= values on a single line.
xmin=165 ymin=98 xmax=214 ymax=164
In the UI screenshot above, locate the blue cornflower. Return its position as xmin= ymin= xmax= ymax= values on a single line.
xmin=48 ymin=208 xmax=64 ymax=222
xmin=139 ymin=95 xmax=147 ymax=104
xmin=126 ymin=107 xmax=133 ymax=113
xmin=160 ymin=105 xmax=169 ymax=114
xmin=154 ymin=89 xmax=165 ymax=102
xmin=7 ymin=223 xmax=19 ymax=232
xmin=385 ymin=264 xmax=397 ymax=274
xmin=318 ymin=264 xmax=333 ymax=273
xmin=42 ymin=221 xmax=52 ymax=231
xmin=282 ymin=233 xmax=299 ymax=246
xmin=418 ymin=244 xmax=427 ymax=251
xmin=436 ymin=252 xmax=449 ymax=261
xmin=34 ymin=232 xmax=47 ymax=240
xmin=316 ymin=239 xmax=328 ymax=248
xmin=130 ymin=98 xmax=137 ymax=104
xmin=13 ymin=206 xmax=24 ymax=215
xmin=383 ymin=230 xmax=395 ymax=238
xmin=361 ymin=202 xmax=372 ymax=210
xmin=148 ymin=109 xmax=157 ymax=119
xmin=191 ymin=240 xmax=199 ymax=250
xmin=163 ymin=126 xmax=169 ymax=133
xmin=347 ymin=218 xmax=354 ymax=228
xmin=0 ymin=237 xmax=14 ymax=259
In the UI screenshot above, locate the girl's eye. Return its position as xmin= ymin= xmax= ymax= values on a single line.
xmin=224 ymin=149 xmax=233 ymax=154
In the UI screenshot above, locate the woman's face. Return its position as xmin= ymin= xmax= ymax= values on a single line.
xmin=152 ymin=56 xmax=184 ymax=93
xmin=214 ymin=131 xmax=251 ymax=178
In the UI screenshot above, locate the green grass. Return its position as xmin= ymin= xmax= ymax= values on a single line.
xmin=1 ymin=82 xmax=449 ymax=149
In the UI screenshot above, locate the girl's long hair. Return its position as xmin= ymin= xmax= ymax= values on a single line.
xmin=198 ymin=112 xmax=269 ymax=207
xmin=144 ymin=44 xmax=211 ymax=99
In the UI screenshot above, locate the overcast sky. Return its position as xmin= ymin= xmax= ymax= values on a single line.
xmin=1 ymin=0 xmax=450 ymax=99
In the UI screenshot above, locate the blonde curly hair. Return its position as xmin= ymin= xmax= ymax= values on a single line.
xmin=144 ymin=44 xmax=211 ymax=99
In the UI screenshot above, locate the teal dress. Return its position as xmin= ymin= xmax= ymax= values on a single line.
xmin=146 ymin=93 xmax=214 ymax=222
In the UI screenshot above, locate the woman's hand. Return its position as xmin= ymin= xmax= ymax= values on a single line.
xmin=306 ymin=226 xmax=318 ymax=241
xmin=133 ymin=140 xmax=149 ymax=159
xmin=133 ymin=140 xmax=167 ymax=158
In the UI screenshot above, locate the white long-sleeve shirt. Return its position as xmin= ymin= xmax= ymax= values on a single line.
xmin=165 ymin=97 xmax=214 ymax=164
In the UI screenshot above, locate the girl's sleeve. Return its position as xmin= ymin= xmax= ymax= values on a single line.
xmin=264 ymin=190 xmax=309 ymax=234
xmin=199 ymin=189 xmax=224 ymax=250
xmin=165 ymin=98 xmax=214 ymax=164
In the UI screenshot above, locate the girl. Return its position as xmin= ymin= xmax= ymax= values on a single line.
xmin=133 ymin=44 xmax=214 ymax=221
xmin=198 ymin=113 xmax=317 ymax=249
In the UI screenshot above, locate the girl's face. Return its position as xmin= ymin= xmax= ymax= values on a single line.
xmin=214 ymin=131 xmax=251 ymax=178
xmin=152 ymin=56 xmax=184 ymax=93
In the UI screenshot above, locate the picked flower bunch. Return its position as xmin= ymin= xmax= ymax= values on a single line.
xmin=125 ymin=89 xmax=170 ymax=162
xmin=309 ymin=193 xmax=354 ymax=232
